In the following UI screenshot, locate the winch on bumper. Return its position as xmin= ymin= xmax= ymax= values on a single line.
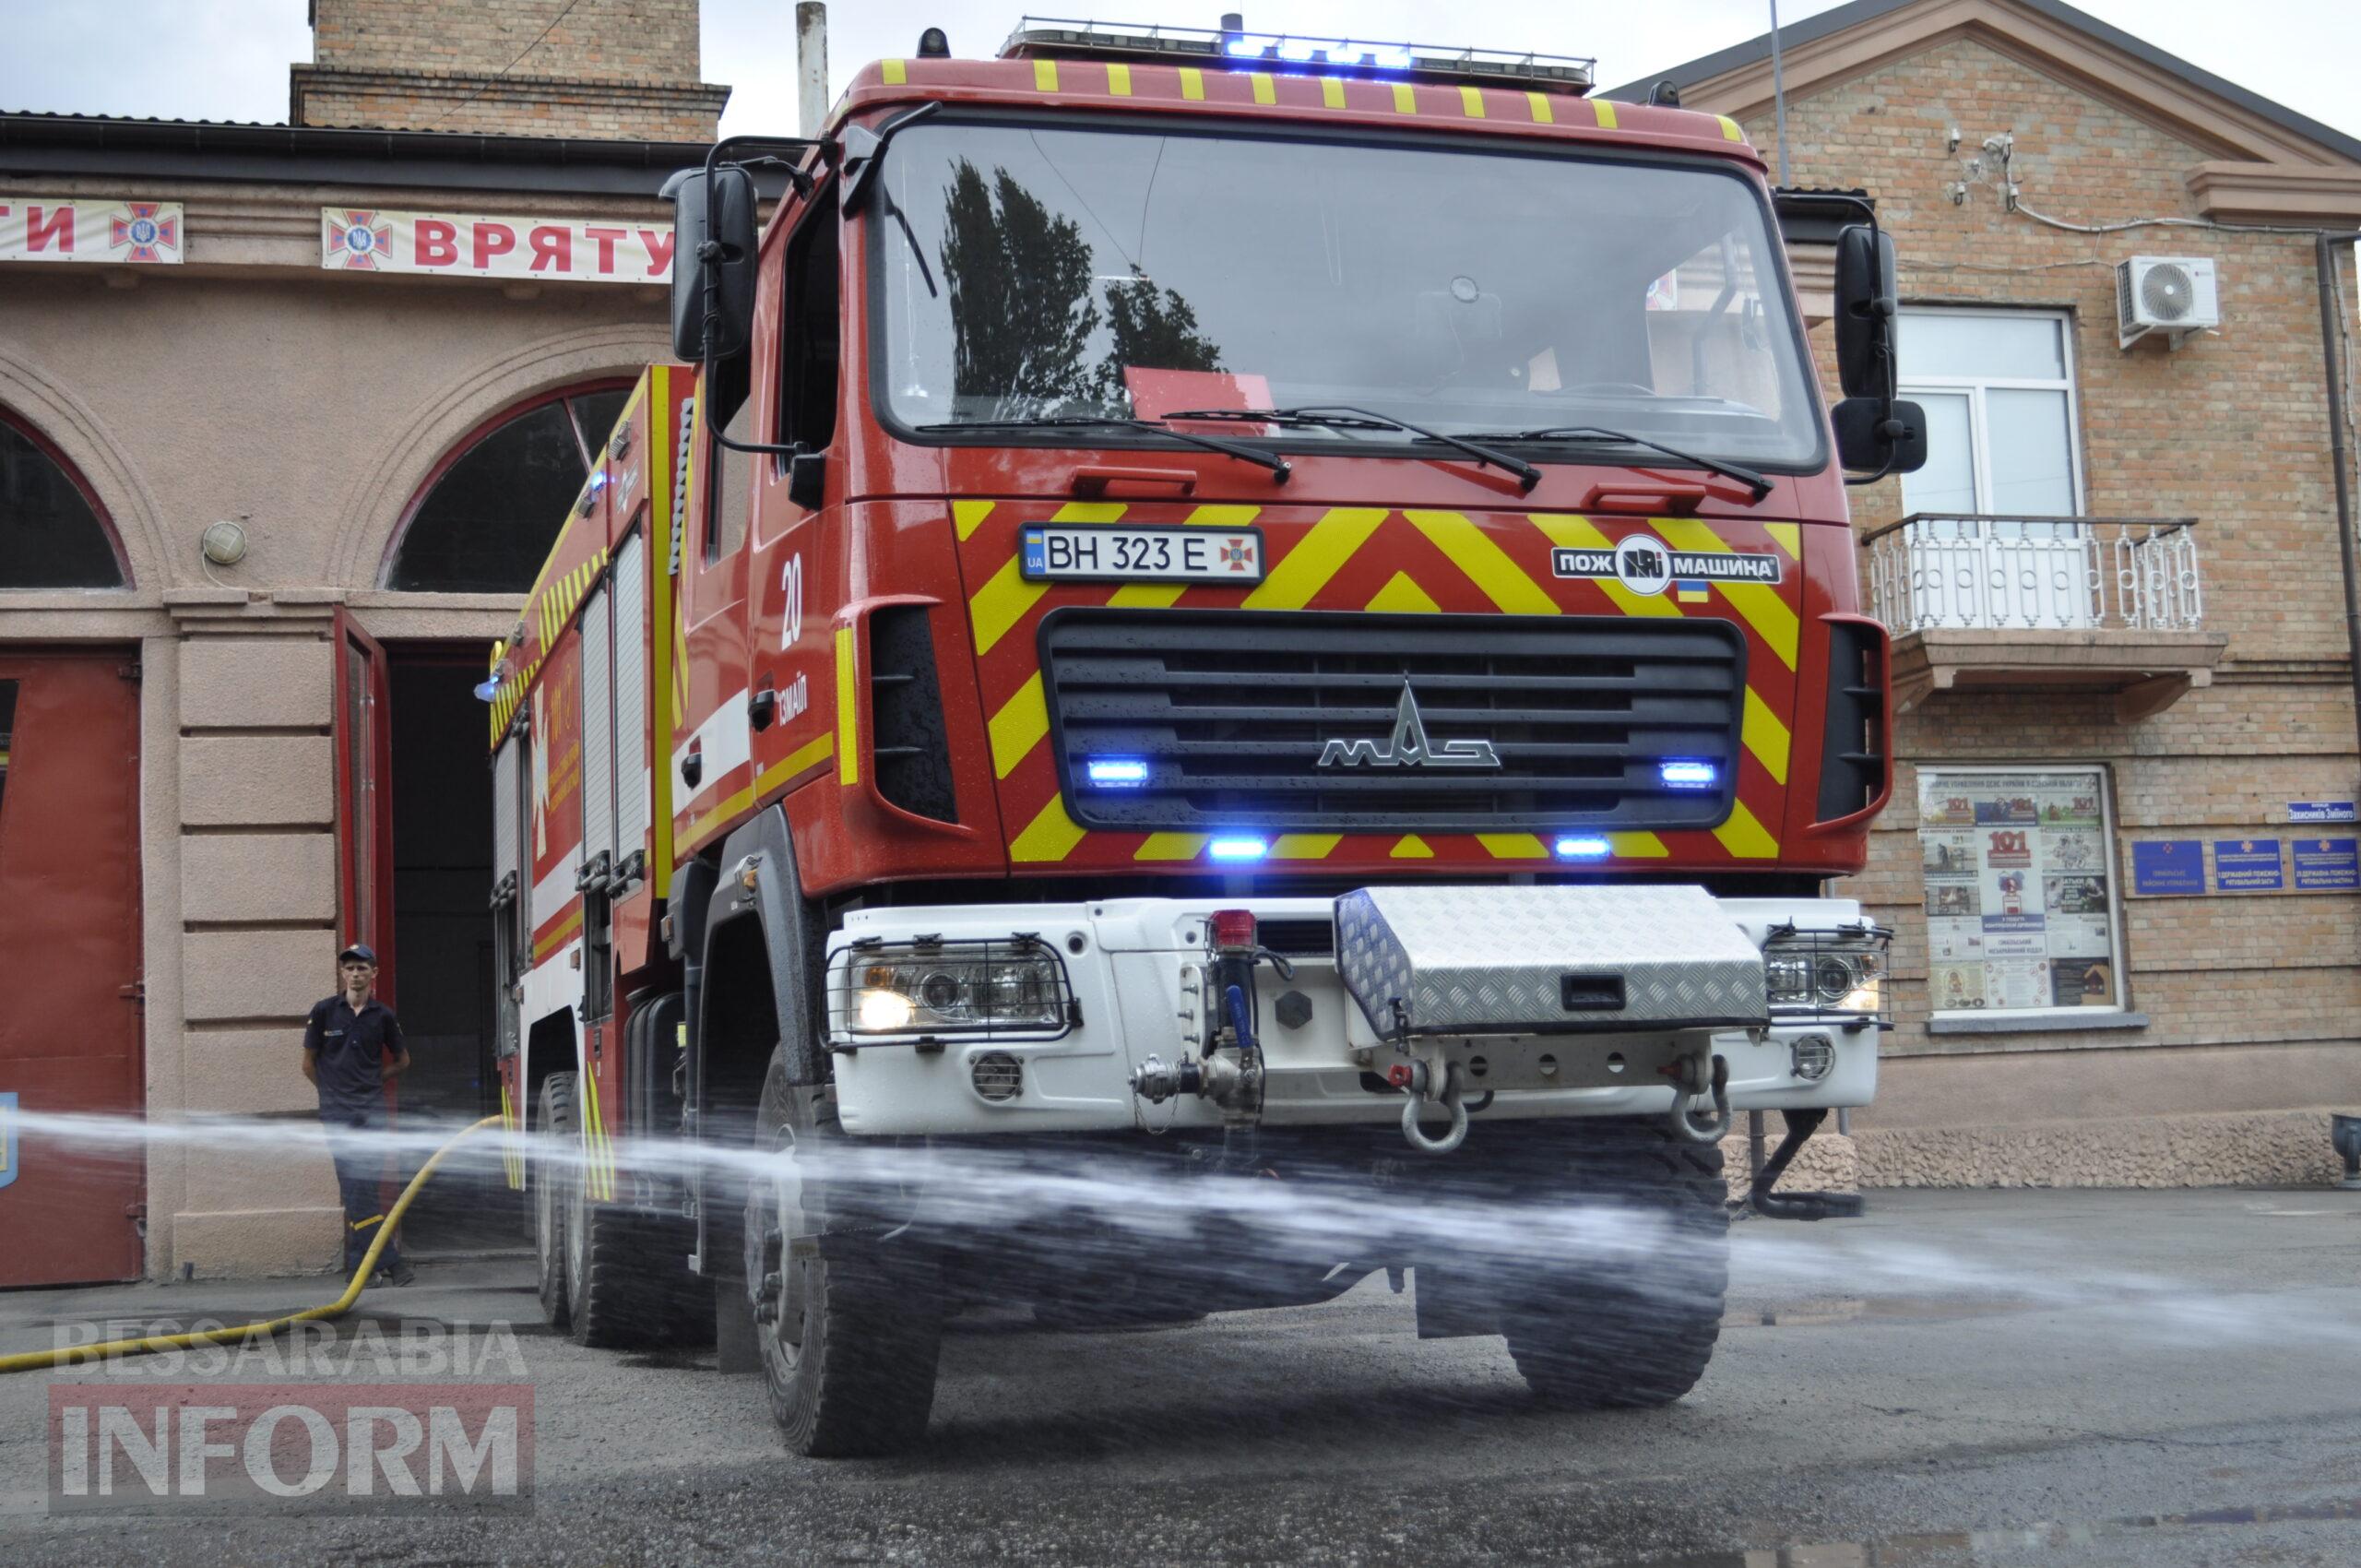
xmin=822 ymin=885 xmax=1884 ymax=1150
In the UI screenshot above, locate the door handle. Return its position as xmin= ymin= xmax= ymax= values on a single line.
xmin=749 ymin=685 xmax=778 ymax=731
xmin=681 ymin=750 xmax=703 ymax=789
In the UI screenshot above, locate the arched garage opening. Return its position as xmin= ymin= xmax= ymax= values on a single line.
xmin=383 ymin=382 xmax=632 ymax=593
xmin=0 ymin=405 xmax=129 ymax=589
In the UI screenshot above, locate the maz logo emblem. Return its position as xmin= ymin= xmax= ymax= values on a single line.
xmin=1319 ymin=683 xmax=1501 ymax=769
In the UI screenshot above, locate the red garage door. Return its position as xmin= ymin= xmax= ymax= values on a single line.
xmin=0 ymin=650 xmax=145 ymax=1287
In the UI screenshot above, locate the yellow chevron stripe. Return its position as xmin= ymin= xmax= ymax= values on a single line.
xmin=1391 ymin=835 xmax=1434 ymax=859
xmin=1718 ymin=114 xmax=1747 ymax=142
xmin=1185 ymin=504 xmax=1262 ymax=528
xmin=1742 ymin=687 xmax=1792 ymax=785
xmin=1610 ymin=830 xmax=1670 ymax=858
xmin=1526 ymin=515 xmax=1681 ymax=617
xmin=1365 ymin=571 xmax=1440 ymax=613
xmin=834 ymin=625 xmax=860 ymax=784
xmin=1479 ymin=833 xmax=1550 ymax=859
xmin=1271 ymin=834 xmax=1342 ymax=860
xmin=1180 ymin=67 xmax=1204 ymax=100
xmin=1713 ymin=801 xmax=1780 ymax=859
xmin=1251 ymin=71 xmax=1275 ymax=105
xmin=1323 ymin=77 xmax=1347 ymax=110
xmin=968 ymin=555 xmax=1047 ymax=657
xmin=955 ymin=500 xmax=994 ymax=540
xmin=1593 ymin=99 xmax=1619 ymax=130
xmin=1242 ymin=507 xmax=1385 ymax=610
xmin=1134 ymin=833 xmax=1208 ymax=861
xmin=1525 ymin=90 xmax=1554 ymax=124
xmin=1405 ymin=510 xmax=1557 ymax=613
xmin=1459 ymin=85 xmax=1486 ymax=117
xmin=1055 ymin=502 xmax=1127 ymax=523
xmin=1106 ymin=62 xmax=1131 ymax=95
xmin=1011 ymin=794 xmax=1087 ymax=862
xmin=1393 ymin=83 xmax=1417 ymax=113
xmin=989 ymin=672 xmax=1049 ymax=778
xmin=1651 ymin=517 xmax=1798 ymax=669
xmin=1108 ymin=584 xmax=1188 ymax=609
xmin=1035 ymin=59 xmax=1060 ymax=92
xmin=881 ymin=59 xmax=907 ymax=85
xmin=1765 ymin=521 xmax=1801 ymax=559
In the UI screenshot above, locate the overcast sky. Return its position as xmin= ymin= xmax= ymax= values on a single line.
xmin=5 ymin=0 xmax=2358 ymax=156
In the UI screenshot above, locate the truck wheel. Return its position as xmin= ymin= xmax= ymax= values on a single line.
xmin=1501 ymin=1120 xmax=1729 ymax=1408
xmin=744 ymin=1047 xmax=941 ymax=1456
xmin=561 ymin=1107 xmax=700 ymax=1350
xmin=535 ymin=1074 xmax=576 ymax=1332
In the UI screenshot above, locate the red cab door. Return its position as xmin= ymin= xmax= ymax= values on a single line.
xmin=0 ymin=650 xmax=145 ymax=1286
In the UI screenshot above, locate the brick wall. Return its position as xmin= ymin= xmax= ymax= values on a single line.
xmin=1741 ymin=35 xmax=2361 ymax=1136
xmin=295 ymin=0 xmax=727 ymax=139
xmin=312 ymin=0 xmax=700 ymax=81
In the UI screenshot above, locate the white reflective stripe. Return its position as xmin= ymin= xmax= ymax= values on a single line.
xmin=612 ymin=535 xmax=650 ymax=862
xmin=530 ymin=861 xmax=577 ymax=932
xmin=521 ymin=941 xmax=585 ymax=1082
xmin=670 ymin=690 xmax=752 ymax=806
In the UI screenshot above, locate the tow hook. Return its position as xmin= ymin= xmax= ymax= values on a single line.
xmin=1662 ymin=1051 xmax=1731 ymax=1145
xmin=1388 ymin=1056 xmax=1468 ymax=1157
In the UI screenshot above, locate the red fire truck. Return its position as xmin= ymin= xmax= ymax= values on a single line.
xmin=489 ymin=18 xmax=1926 ymax=1455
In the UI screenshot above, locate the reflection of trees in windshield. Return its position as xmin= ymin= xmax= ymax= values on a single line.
xmin=936 ymin=160 xmax=1221 ymax=420
xmin=1097 ymin=267 xmax=1223 ymax=403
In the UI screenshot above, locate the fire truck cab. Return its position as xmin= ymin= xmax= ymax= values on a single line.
xmin=489 ymin=17 xmax=1925 ymax=1456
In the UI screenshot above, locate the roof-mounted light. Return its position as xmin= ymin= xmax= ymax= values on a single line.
xmin=1001 ymin=17 xmax=1595 ymax=94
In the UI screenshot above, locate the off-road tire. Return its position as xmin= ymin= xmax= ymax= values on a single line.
xmin=535 ymin=1075 xmax=576 ymax=1332
xmin=1501 ymin=1119 xmax=1728 ymax=1408
xmin=746 ymin=1047 xmax=941 ymax=1456
xmin=560 ymin=1092 xmax=706 ymax=1350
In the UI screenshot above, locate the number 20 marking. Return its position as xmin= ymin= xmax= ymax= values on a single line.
xmin=780 ymin=554 xmax=803 ymax=649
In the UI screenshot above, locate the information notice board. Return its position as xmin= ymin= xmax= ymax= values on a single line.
xmin=1919 ymin=768 xmax=2118 ymax=1013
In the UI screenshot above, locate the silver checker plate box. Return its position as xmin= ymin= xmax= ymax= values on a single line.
xmin=1334 ymin=885 xmax=1768 ymax=1036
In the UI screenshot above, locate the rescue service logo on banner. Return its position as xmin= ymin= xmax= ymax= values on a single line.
xmin=1 ymin=199 xmax=183 ymax=265
xmin=320 ymin=209 xmax=674 ymax=282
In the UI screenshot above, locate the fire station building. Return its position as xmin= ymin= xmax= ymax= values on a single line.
xmin=3 ymin=0 xmax=2359 ymax=1285
xmin=0 ymin=0 xmax=719 ymax=1283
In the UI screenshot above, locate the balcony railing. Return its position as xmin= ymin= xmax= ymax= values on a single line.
xmin=1863 ymin=515 xmax=2203 ymax=635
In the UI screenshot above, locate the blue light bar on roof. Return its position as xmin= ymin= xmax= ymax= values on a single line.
xmin=1001 ymin=18 xmax=1595 ymax=92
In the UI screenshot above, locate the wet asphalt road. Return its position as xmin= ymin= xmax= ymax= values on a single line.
xmin=4 ymin=1188 xmax=2360 ymax=1566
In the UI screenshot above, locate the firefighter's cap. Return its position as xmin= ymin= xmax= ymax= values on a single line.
xmin=338 ymin=943 xmax=378 ymax=966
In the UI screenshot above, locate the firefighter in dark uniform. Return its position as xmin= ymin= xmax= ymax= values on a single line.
xmin=302 ymin=944 xmax=415 ymax=1285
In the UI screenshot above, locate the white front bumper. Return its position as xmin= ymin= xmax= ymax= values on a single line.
xmin=825 ymin=893 xmax=1877 ymax=1138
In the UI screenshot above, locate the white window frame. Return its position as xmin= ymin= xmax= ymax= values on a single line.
xmin=1917 ymin=763 xmax=2129 ymax=1023
xmin=1899 ymin=305 xmax=2087 ymax=522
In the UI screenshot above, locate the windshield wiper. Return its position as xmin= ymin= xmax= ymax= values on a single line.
xmin=918 ymin=416 xmax=1290 ymax=481
xmin=1168 ymin=405 xmax=1540 ymax=493
xmin=1456 ymin=425 xmax=1774 ymax=503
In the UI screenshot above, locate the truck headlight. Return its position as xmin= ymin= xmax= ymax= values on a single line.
xmin=837 ymin=939 xmax=1074 ymax=1038
xmin=1762 ymin=924 xmax=1891 ymax=1025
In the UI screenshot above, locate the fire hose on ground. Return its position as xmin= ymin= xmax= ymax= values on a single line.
xmin=0 ymin=1113 xmax=504 ymax=1375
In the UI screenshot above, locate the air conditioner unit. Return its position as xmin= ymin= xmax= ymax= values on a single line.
xmin=2117 ymin=255 xmax=2219 ymax=349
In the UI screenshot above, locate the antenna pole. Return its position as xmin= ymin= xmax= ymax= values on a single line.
xmin=1770 ymin=0 xmax=1791 ymax=186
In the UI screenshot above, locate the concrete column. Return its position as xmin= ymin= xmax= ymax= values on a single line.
xmin=164 ymin=594 xmax=344 ymax=1277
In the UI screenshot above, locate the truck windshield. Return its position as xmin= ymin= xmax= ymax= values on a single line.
xmin=874 ymin=119 xmax=1823 ymax=468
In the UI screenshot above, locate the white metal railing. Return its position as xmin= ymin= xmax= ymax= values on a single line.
xmin=1863 ymin=514 xmax=2203 ymax=634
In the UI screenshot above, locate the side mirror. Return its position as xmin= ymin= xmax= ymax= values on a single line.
xmin=666 ymin=165 xmax=760 ymax=362
xmin=1833 ymin=224 xmax=1898 ymax=398
xmin=1834 ymin=397 xmax=1928 ymax=475
xmin=786 ymin=446 xmax=826 ymax=510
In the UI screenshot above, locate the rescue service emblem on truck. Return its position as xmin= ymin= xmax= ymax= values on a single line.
xmin=1319 ymin=684 xmax=1501 ymax=769
xmin=1551 ymin=533 xmax=1784 ymax=596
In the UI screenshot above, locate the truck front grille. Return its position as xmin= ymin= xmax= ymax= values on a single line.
xmin=1038 ymin=609 xmax=1747 ymax=833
